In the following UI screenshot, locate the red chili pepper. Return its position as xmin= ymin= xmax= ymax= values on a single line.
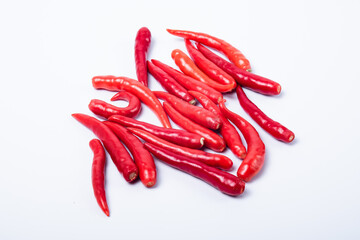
xmin=72 ymin=113 xmax=138 ymax=182
xmin=154 ymin=91 xmax=222 ymax=130
xmin=188 ymin=91 xmax=246 ymax=159
xmin=236 ymin=86 xmax=295 ymax=143
xmin=163 ymin=102 xmax=226 ymax=152
xmin=151 ymin=59 xmax=223 ymax=103
xmin=196 ymin=43 xmax=281 ymax=95
xmin=108 ymin=115 xmax=204 ymax=149
xmin=135 ymin=27 xmax=151 ymax=87
xmin=144 ymin=143 xmax=244 ymax=196
xmin=128 ymin=128 xmax=232 ymax=170
xmin=147 ymin=61 xmax=195 ymax=104
xmin=92 ymin=75 xmax=171 ymax=128
xmin=185 ymin=40 xmax=236 ymax=86
xmin=167 ymin=29 xmax=251 ymax=71
xmin=103 ymin=121 xmax=156 ymax=187
xmin=219 ymin=100 xmax=265 ymax=182
xmin=171 ymin=49 xmax=236 ymax=93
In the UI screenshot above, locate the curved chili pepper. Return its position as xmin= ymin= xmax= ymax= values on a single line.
xmin=92 ymin=75 xmax=171 ymax=128
xmin=103 ymin=121 xmax=156 ymax=187
xmin=72 ymin=113 xmax=138 ymax=182
xmin=147 ymin=61 xmax=195 ymax=104
xmin=236 ymin=86 xmax=295 ymax=143
xmin=196 ymin=43 xmax=281 ymax=95
xmin=108 ymin=115 xmax=204 ymax=149
xmin=185 ymin=40 xmax=236 ymax=86
xmin=163 ymin=102 xmax=226 ymax=152
xmin=151 ymin=59 xmax=223 ymax=103
xmin=135 ymin=27 xmax=151 ymax=87
xmin=89 ymin=139 xmax=109 ymax=216
xmin=171 ymin=49 xmax=236 ymax=93
xmin=145 ymin=143 xmax=244 ymax=196
xmin=154 ymin=91 xmax=222 ymax=130
xmin=128 ymin=128 xmax=232 ymax=170
xmin=219 ymin=100 xmax=265 ymax=182
xmin=167 ymin=29 xmax=251 ymax=71
xmin=188 ymin=91 xmax=246 ymax=159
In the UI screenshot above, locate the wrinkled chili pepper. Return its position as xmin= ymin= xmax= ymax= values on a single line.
xmin=128 ymin=128 xmax=232 ymax=170
xmin=236 ymin=86 xmax=295 ymax=143
xmin=108 ymin=115 xmax=204 ymax=149
xmin=72 ymin=113 xmax=138 ymax=182
xmin=92 ymin=75 xmax=171 ymax=128
xmin=145 ymin=143 xmax=244 ymax=196
xmin=154 ymin=91 xmax=222 ymax=130
xmin=219 ymin=100 xmax=265 ymax=182
xmin=135 ymin=27 xmax=151 ymax=87
xmin=104 ymin=121 xmax=156 ymax=187
xmin=167 ymin=29 xmax=251 ymax=71
xmin=163 ymin=102 xmax=226 ymax=152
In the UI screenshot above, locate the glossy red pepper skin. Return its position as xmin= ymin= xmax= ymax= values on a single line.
xmin=163 ymin=102 xmax=226 ymax=152
xmin=135 ymin=27 xmax=151 ymax=87
xmin=72 ymin=113 xmax=138 ymax=182
xmin=188 ymin=91 xmax=246 ymax=159
xmin=219 ymin=100 xmax=265 ymax=182
xmin=167 ymin=29 xmax=251 ymax=71
xmin=147 ymin=61 xmax=195 ymax=104
xmin=92 ymin=75 xmax=171 ymax=128
xmin=154 ymin=91 xmax=222 ymax=130
xmin=151 ymin=59 xmax=223 ymax=103
xmin=108 ymin=115 xmax=204 ymax=149
xmin=103 ymin=121 xmax=156 ymax=187
xmin=171 ymin=49 xmax=236 ymax=93
xmin=185 ymin=40 xmax=236 ymax=86
xmin=144 ymin=143 xmax=244 ymax=196
xmin=196 ymin=43 xmax=281 ymax=95
xmin=236 ymin=86 xmax=295 ymax=143
xmin=89 ymin=139 xmax=109 ymax=217
xmin=128 ymin=128 xmax=232 ymax=170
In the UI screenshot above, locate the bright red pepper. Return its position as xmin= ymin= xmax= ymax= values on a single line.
xmin=167 ymin=29 xmax=251 ymax=71
xmin=92 ymin=75 xmax=171 ymax=128
xmin=108 ymin=115 xmax=204 ymax=149
xmin=145 ymin=143 xmax=244 ymax=196
xmin=89 ymin=139 xmax=109 ymax=217
xmin=236 ymin=86 xmax=295 ymax=143
xmin=128 ymin=128 xmax=232 ymax=170
xmin=196 ymin=43 xmax=281 ymax=95
xmin=72 ymin=113 xmax=138 ymax=182
xmin=154 ymin=91 xmax=222 ymax=130
xmin=219 ymin=100 xmax=265 ymax=182
xmin=135 ymin=27 xmax=151 ymax=87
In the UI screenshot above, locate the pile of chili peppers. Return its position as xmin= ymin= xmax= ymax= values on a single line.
xmin=73 ymin=27 xmax=295 ymax=216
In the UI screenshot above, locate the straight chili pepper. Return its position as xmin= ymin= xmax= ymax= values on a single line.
xmin=219 ymin=100 xmax=265 ymax=182
xmin=89 ymin=139 xmax=109 ymax=216
xmin=154 ymin=91 xmax=222 ymax=130
xmin=145 ymin=143 xmax=244 ymax=196
xmin=92 ymin=75 xmax=171 ymax=128
xmin=163 ymin=102 xmax=226 ymax=152
xmin=103 ymin=121 xmax=156 ymax=187
xmin=196 ymin=43 xmax=281 ymax=95
xmin=72 ymin=113 xmax=138 ymax=182
xmin=188 ymin=91 xmax=246 ymax=159
xmin=151 ymin=59 xmax=223 ymax=103
xmin=236 ymin=86 xmax=295 ymax=143
xmin=135 ymin=27 xmax=151 ymax=87
xmin=167 ymin=29 xmax=251 ymax=71
xmin=108 ymin=115 xmax=204 ymax=149
xmin=128 ymin=128 xmax=232 ymax=170
xmin=171 ymin=49 xmax=236 ymax=93
xmin=147 ymin=61 xmax=195 ymax=104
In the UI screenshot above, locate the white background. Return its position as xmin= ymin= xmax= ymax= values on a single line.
xmin=1 ymin=0 xmax=359 ymax=239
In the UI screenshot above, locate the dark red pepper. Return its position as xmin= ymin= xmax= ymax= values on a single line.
xmin=135 ymin=27 xmax=151 ymax=87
